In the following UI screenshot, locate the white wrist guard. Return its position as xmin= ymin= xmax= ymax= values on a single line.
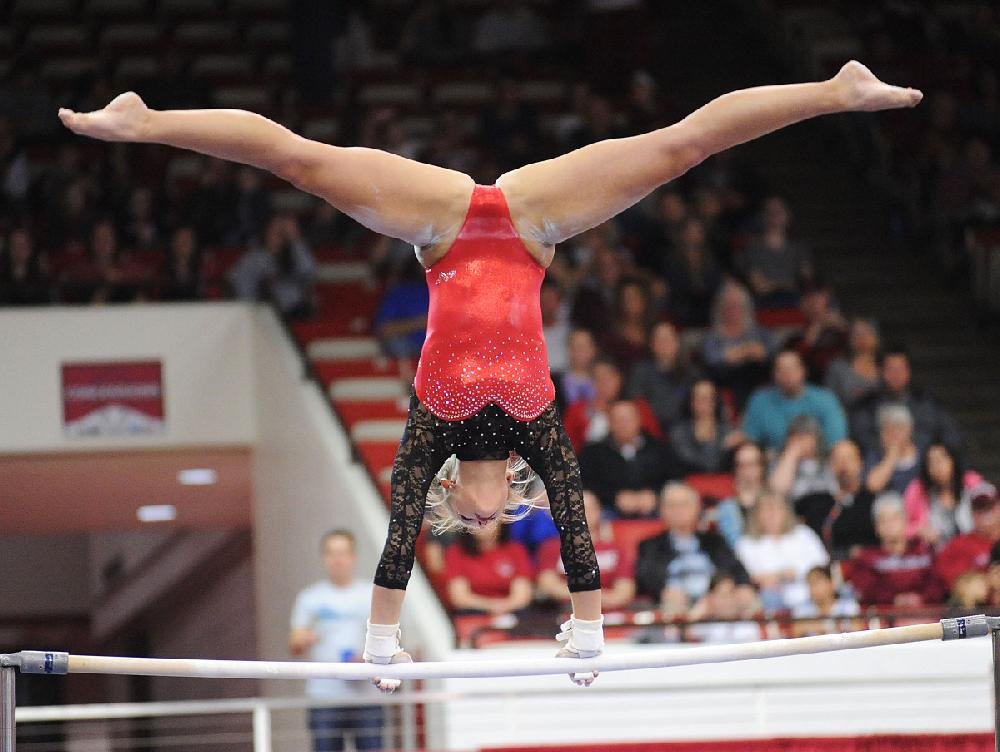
xmin=363 ymin=621 xmax=403 ymax=665
xmin=555 ymin=614 xmax=605 ymax=658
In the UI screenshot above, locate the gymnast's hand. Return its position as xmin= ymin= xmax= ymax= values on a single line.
xmin=58 ymin=92 xmax=151 ymax=143
xmin=363 ymin=621 xmax=411 ymax=693
xmin=555 ymin=614 xmax=605 ymax=688
xmin=833 ymin=60 xmax=922 ymax=112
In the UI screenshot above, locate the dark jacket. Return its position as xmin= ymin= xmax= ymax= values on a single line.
xmin=850 ymin=388 xmax=962 ymax=456
xmin=635 ymin=530 xmax=751 ymax=600
xmin=579 ymin=435 xmax=678 ymax=516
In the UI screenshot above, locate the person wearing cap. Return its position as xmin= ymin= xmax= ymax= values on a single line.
xmin=934 ymin=483 xmax=1000 ymax=590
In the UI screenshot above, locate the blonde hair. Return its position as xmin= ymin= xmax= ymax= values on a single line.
xmin=425 ymin=454 xmax=546 ymax=533
xmin=745 ymin=490 xmax=796 ymax=539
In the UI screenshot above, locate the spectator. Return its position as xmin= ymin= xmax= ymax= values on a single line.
xmin=230 ymin=214 xmax=317 ymax=319
xmin=603 ymin=276 xmax=654 ymax=372
xmin=537 ymin=490 xmax=636 ymax=609
xmin=768 ymin=414 xmax=836 ymax=504
xmin=792 ymin=565 xmax=861 ymax=623
xmin=904 ymin=443 xmax=985 ymax=546
xmin=946 ymin=571 xmax=989 ymax=617
xmin=627 ymin=320 xmax=698 ymax=429
xmin=635 ymin=482 xmax=752 ymax=616
xmin=178 ymin=158 xmax=236 ymax=247
xmin=0 ymin=227 xmax=51 ymax=306
xmin=735 ymin=491 xmax=829 ymax=611
xmin=508 ymin=506 xmax=558 ymax=559
xmin=742 ymin=349 xmax=848 ymax=451
xmin=399 ymin=0 xmax=464 ymax=65
xmin=579 ymin=400 xmax=676 ymax=518
xmin=789 ymin=284 xmax=848 ymax=382
xmin=569 ymin=227 xmax=626 ymax=335
xmin=563 ymin=357 xmax=662 ymax=450
xmin=289 ymin=530 xmax=381 ymax=752
xmin=702 ymin=280 xmax=776 ymax=409
xmin=227 ymin=166 xmax=271 ymax=246
xmin=848 ymin=492 xmax=944 ymax=608
xmin=686 ymin=572 xmax=762 ymax=644
xmin=670 ymin=378 xmax=743 ymax=474
xmin=541 ymin=278 xmax=571 ymax=373
xmin=824 ymin=317 xmax=881 ymax=409
xmin=712 ymin=442 xmax=766 ymax=547
xmin=372 ymin=258 xmax=429 ymax=363
xmin=0 ymin=114 xmax=30 ymax=214
xmin=850 ymin=346 xmax=962 ymax=455
xmin=796 ymin=440 xmax=878 ymax=560
xmin=555 ymin=328 xmax=599 ymax=410
xmin=935 ymin=483 xmax=1000 ymax=591
xmin=444 ymin=525 xmax=534 ymax=615
xmin=865 ymin=404 xmax=921 ymax=496
xmin=160 ymin=226 xmax=203 ymax=302
xmin=479 ymin=79 xmax=541 ymax=174
xmin=664 ymin=217 xmax=723 ymax=327
xmin=737 ymin=196 xmax=814 ymax=307
xmin=120 ymin=186 xmax=162 ymax=252
xmin=61 ymin=219 xmax=133 ymax=304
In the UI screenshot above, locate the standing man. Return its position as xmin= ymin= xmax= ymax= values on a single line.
xmin=290 ymin=530 xmax=382 ymax=752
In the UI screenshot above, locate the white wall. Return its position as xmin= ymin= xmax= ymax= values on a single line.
xmin=441 ymin=638 xmax=993 ymax=748
xmin=249 ymin=309 xmax=454 ymax=699
xmin=0 ymin=304 xmax=255 ymax=453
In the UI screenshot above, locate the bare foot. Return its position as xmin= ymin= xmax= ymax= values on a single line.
xmin=834 ymin=60 xmax=922 ymax=112
xmin=58 ymin=91 xmax=151 ymax=142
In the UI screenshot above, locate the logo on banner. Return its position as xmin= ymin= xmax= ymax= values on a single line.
xmin=62 ymin=361 xmax=165 ymax=437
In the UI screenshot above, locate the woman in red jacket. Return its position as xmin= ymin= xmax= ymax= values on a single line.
xmin=62 ymin=61 xmax=921 ymax=689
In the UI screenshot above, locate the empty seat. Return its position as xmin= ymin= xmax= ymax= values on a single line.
xmin=40 ymin=57 xmax=99 ymax=83
xmin=174 ymin=22 xmax=234 ymax=48
xmin=211 ymin=86 xmax=272 ymax=111
xmin=100 ymin=23 xmax=161 ymax=50
xmin=115 ymin=55 xmax=159 ymax=83
xmin=190 ymin=54 xmax=253 ymax=81
xmin=25 ymin=25 xmax=87 ymax=51
xmin=519 ymin=80 xmax=565 ymax=104
xmin=246 ymin=21 xmax=290 ymax=49
xmin=86 ymin=0 xmax=148 ymax=17
xmin=159 ymin=0 xmax=220 ymax=17
xmin=13 ymin=0 xmax=75 ymax=20
xmin=431 ymin=81 xmax=494 ymax=107
xmin=357 ymin=83 xmax=423 ymax=108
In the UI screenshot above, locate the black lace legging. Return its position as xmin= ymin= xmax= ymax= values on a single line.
xmin=374 ymin=391 xmax=601 ymax=593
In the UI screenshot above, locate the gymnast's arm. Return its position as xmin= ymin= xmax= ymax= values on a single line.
xmin=497 ymin=61 xmax=922 ymax=246
xmin=58 ymin=93 xmax=473 ymax=248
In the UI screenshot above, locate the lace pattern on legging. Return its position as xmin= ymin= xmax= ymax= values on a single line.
xmin=373 ymin=393 xmax=601 ymax=593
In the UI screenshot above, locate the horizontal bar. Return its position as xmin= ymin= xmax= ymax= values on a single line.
xmin=8 ymin=619 xmax=986 ymax=682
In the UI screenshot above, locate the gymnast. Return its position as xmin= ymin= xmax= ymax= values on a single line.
xmin=60 ymin=60 xmax=921 ymax=691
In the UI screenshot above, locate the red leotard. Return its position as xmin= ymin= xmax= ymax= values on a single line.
xmin=413 ymin=184 xmax=555 ymax=421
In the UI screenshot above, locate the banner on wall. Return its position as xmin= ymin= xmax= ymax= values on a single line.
xmin=62 ymin=361 xmax=165 ymax=437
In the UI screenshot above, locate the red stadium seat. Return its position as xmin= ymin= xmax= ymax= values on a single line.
xmin=756 ymin=307 xmax=806 ymax=328
xmin=686 ymin=473 xmax=736 ymax=503
xmin=611 ymin=519 xmax=666 ymax=560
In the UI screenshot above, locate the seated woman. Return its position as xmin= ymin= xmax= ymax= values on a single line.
xmin=702 ymin=280 xmax=776 ymax=410
xmin=823 ymin=317 xmax=881 ymax=409
xmin=444 ymin=522 xmax=534 ymax=616
xmin=602 ymin=276 xmax=655 ymax=372
xmin=537 ymin=490 xmax=636 ymax=609
xmin=904 ymin=443 xmax=984 ymax=546
xmin=768 ymin=414 xmax=837 ymax=504
xmin=669 ymin=378 xmax=744 ymax=474
xmin=735 ymin=490 xmax=829 ymax=611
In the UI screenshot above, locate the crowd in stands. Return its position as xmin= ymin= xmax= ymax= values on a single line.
xmin=2 ymin=0 xmax=998 ymax=644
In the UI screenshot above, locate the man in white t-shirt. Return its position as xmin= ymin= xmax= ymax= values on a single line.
xmin=289 ymin=530 xmax=381 ymax=752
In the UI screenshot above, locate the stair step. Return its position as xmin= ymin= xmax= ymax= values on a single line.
xmin=351 ymin=418 xmax=407 ymax=442
xmin=307 ymin=337 xmax=380 ymax=360
xmin=330 ymin=377 xmax=405 ymax=401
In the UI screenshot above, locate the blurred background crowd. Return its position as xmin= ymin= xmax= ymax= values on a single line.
xmin=2 ymin=0 xmax=1000 ymax=643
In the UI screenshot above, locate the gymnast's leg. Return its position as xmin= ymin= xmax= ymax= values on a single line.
xmin=497 ymin=61 xmax=922 ymax=247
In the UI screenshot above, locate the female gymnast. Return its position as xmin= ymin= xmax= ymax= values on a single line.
xmin=60 ymin=60 xmax=921 ymax=690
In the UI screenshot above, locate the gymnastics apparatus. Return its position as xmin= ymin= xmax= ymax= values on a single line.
xmin=2 ymin=615 xmax=999 ymax=750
